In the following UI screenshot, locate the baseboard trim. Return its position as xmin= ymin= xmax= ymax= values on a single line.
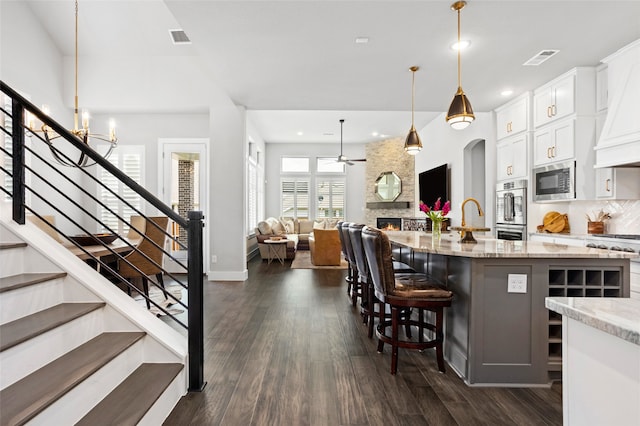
xmin=207 ymin=269 xmax=248 ymax=282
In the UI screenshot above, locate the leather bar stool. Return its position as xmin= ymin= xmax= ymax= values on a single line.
xmin=362 ymin=225 xmax=453 ymax=375
xmin=339 ymin=221 xmax=361 ymax=307
xmin=336 ymin=221 xmax=353 ymax=297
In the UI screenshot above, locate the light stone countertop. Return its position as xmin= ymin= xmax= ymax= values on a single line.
xmin=545 ymin=297 xmax=640 ymax=346
xmin=385 ymin=230 xmax=639 ymax=259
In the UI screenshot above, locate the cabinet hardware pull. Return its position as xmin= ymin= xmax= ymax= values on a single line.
xmin=551 ymin=104 xmax=557 ymax=116
xmin=606 ymin=178 xmax=611 ymax=192
xmin=547 ymin=147 xmax=551 ymax=158
xmin=551 ymin=146 xmax=556 ymax=157
xmin=547 ymin=106 xmax=552 ymax=118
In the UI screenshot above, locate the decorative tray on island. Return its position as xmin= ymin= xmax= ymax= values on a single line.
xmin=69 ymin=233 xmax=118 ymax=246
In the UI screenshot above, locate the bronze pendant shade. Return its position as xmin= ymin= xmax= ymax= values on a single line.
xmin=404 ymin=66 xmax=422 ymax=155
xmin=446 ymin=1 xmax=475 ymax=130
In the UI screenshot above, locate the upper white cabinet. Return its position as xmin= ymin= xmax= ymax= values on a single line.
xmin=595 ymin=167 xmax=640 ymax=199
xmin=533 ymin=118 xmax=575 ymax=166
xmin=534 ymin=74 xmax=575 ymax=128
xmin=496 ymin=93 xmax=530 ymax=141
xmin=497 ymin=133 xmax=529 ymax=181
xmin=533 ymin=68 xmax=596 ymax=129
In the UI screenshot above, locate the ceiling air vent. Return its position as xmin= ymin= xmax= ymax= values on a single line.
xmin=169 ymin=29 xmax=191 ymax=45
xmin=523 ymin=49 xmax=559 ymax=66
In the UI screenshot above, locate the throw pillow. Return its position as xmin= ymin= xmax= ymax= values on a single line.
xmin=256 ymin=221 xmax=271 ymax=235
xmin=326 ymin=219 xmax=340 ymax=229
xmin=313 ymin=220 xmax=326 ymax=230
xmin=271 ymin=220 xmax=286 ymax=235
xmin=280 ymin=218 xmax=295 ymax=234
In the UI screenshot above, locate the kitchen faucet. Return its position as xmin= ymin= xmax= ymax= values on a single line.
xmin=461 ymin=197 xmax=484 ymax=228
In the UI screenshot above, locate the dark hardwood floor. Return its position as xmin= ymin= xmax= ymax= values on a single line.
xmin=165 ymin=256 xmax=562 ymax=425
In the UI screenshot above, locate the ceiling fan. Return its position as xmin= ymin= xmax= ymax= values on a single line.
xmin=336 ymin=119 xmax=366 ymax=165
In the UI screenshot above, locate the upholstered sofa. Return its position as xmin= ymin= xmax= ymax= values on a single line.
xmin=254 ymin=217 xmax=341 ymax=260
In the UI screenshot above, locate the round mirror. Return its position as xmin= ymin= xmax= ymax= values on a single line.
xmin=375 ymin=171 xmax=402 ymax=201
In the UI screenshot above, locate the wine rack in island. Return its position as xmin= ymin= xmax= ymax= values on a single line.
xmin=546 ymin=265 xmax=626 ymax=380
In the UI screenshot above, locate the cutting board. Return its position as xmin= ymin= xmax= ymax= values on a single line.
xmin=542 ymin=211 xmax=570 ymax=233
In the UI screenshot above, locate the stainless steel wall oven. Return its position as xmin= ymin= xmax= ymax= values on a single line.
xmin=496 ymin=179 xmax=527 ymax=241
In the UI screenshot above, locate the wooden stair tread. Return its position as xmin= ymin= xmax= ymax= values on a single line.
xmin=0 ymin=272 xmax=67 ymax=293
xmin=0 ymin=332 xmax=145 ymax=426
xmin=76 ymin=363 xmax=184 ymax=426
xmin=0 ymin=302 xmax=105 ymax=352
xmin=0 ymin=242 xmax=27 ymax=250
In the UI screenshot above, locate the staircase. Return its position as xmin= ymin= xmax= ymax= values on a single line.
xmin=0 ymin=218 xmax=187 ymax=425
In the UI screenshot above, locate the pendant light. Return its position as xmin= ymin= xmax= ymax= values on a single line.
xmin=404 ymin=66 xmax=422 ymax=155
xmin=446 ymin=1 xmax=475 ymax=130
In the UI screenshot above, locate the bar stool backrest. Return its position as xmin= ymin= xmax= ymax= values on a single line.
xmin=348 ymin=223 xmax=368 ymax=283
xmin=336 ymin=221 xmax=347 ymax=257
xmin=362 ymin=226 xmax=396 ymax=302
xmin=340 ymin=222 xmax=356 ymax=266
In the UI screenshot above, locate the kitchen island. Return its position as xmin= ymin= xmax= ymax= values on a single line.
xmin=545 ymin=297 xmax=640 ymax=425
xmin=385 ymin=230 xmax=636 ymax=386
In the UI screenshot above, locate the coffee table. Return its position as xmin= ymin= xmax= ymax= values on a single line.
xmin=264 ymin=239 xmax=288 ymax=265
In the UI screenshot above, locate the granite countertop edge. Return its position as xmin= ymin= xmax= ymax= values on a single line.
xmin=545 ymin=297 xmax=640 ymax=346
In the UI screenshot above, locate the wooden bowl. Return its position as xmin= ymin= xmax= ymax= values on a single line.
xmin=69 ymin=233 xmax=118 ymax=246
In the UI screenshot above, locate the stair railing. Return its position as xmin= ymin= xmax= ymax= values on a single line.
xmin=0 ymin=80 xmax=205 ymax=392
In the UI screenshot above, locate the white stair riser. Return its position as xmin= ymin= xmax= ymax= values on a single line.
xmin=0 ymin=246 xmax=26 ymax=278
xmin=0 ymin=309 xmax=105 ymax=389
xmin=28 ymin=338 xmax=146 ymax=426
xmin=0 ymin=278 xmax=65 ymax=324
xmin=139 ymin=370 xmax=187 ymax=426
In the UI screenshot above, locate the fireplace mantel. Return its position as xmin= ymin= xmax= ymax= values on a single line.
xmin=366 ymin=201 xmax=410 ymax=209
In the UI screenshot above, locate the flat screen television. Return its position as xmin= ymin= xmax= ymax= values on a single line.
xmin=418 ymin=164 xmax=449 ymax=208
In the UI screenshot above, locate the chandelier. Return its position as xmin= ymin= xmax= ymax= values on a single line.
xmin=29 ymin=0 xmax=117 ymax=167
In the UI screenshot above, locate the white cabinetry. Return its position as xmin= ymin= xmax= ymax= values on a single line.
xmin=533 ymin=118 xmax=574 ymax=166
xmin=532 ymin=68 xmax=597 ymax=201
xmin=495 ymin=93 xmax=531 ymax=182
xmin=534 ymin=73 xmax=575 ymax=128
xmin=595 ymin=167 xmax=640 ymax=199
xmin=496 ymin=93 xmax=530 ymax=140
xmin=497 ymin=134 xmax=529 ymax=181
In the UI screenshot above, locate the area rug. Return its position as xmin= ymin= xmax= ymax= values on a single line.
xmin=290 ymin=251 xmax=348 ymax=270
xmin=133 ymin=283 xmax=185 ymax=317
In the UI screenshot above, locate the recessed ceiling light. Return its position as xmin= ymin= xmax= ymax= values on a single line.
xmin=355 ymin=37 xmax=369 ymax=44
xmin=501 ymin=90 xmax=514 ymax=97
xmin=380 ymin=134 xmax=388 ymax=138
xmin=372 ymin=131 xmax=379 ymax=137
xmin=297 ymin=131 xmax=303 ymax=136
xmin=450 ymin=40 xmax=471 ymax=50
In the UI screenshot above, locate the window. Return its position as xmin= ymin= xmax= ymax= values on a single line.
xmin=317 ymin=157 xmax=345 ymax=173
xmin=281 ymin=179 xmax=309 ymax=218
xmin=316 ymin=178 xmax=345 ymax=219
xmin=281 ymin=156 xmax=309 ymax=173
xmin=97 ymin=145 xmax=144 ymax=234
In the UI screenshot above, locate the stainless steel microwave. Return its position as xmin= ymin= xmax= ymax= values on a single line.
xmin=533 ymin=161 xmax=575 ymax=202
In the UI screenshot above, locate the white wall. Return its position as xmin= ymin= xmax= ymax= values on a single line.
xmin=265 ymin=142 xmax=366 ymax=223
xmin=414 ymin=112 xmax=497 ymax=231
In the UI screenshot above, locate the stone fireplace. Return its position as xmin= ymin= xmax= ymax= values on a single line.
xmin=377 ymin=217 xmax=402 ymax=231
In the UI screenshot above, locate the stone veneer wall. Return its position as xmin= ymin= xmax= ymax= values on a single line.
xmin=178 ymin=159 xmax=194 ymax=245
xmin=364 ymin=138 xmax=415 ymax=227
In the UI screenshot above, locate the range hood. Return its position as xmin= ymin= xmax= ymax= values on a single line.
xmin=595 ymin=39 xmax=640 ymax=168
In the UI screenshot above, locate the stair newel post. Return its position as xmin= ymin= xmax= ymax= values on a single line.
xmin=11 ymin=99 xmax=26 ymax=224
xmin=187 ymin=210 xmax=206 ymax=391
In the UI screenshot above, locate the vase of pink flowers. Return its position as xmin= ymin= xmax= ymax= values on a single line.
xmin=419 ymin=198 xmax=451 ymax=248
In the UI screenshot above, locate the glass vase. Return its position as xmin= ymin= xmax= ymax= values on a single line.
xmin=431 ymin=219 xmax=442 ymax=248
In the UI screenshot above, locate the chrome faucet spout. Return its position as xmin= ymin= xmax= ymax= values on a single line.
xmin=460 ymin=197 xmax=484 ymax=228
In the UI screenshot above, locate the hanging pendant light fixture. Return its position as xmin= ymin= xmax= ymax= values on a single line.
xmin=404 ymin=66 xmax=422 ymax=155
xmin=446 ymin=1 xmax=475 ymax=130
xmin=30 ymin=0 xmax=117 ymax=167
